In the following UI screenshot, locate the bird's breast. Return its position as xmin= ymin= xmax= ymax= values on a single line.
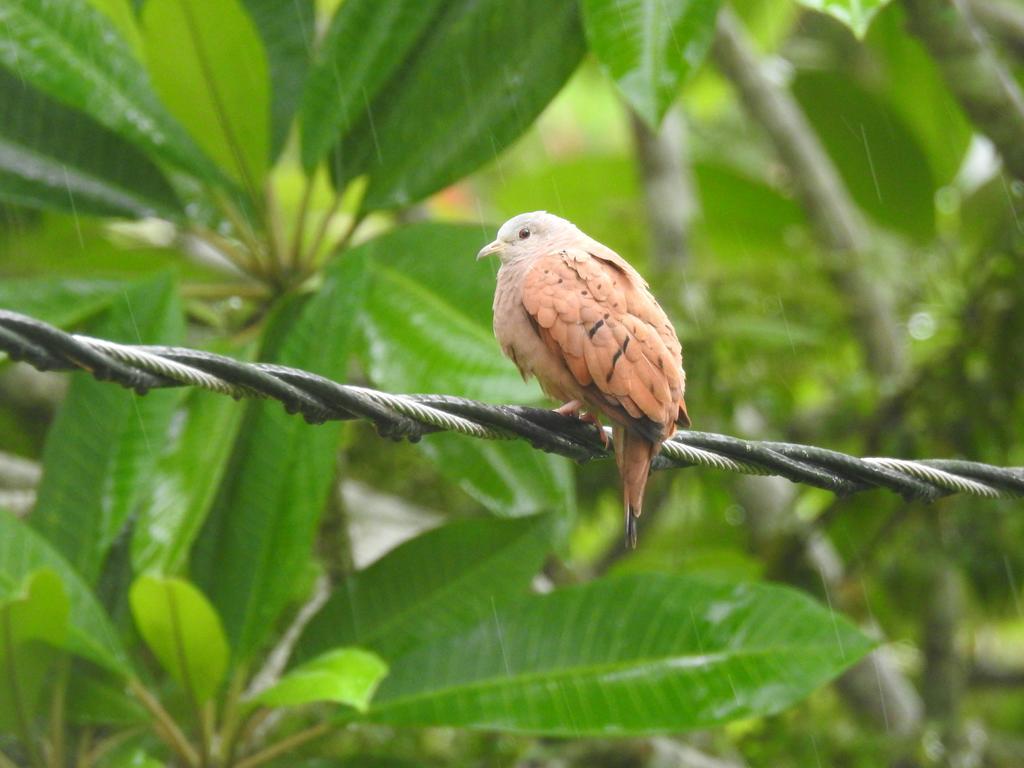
xmin=493 ymin=263 xmax=579 ymax=402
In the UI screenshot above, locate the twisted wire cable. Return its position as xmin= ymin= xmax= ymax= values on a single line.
xmin=1 ymin=309 xmax=1021 ymax=501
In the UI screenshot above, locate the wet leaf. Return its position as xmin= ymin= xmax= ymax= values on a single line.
xmin=0 ymin=67 xmax=181 ymax=219
xmin=131 ymin=385 xmax=247 ymax=576
xmin=0 ymin=0 xmax=219 ymax=182
xmin=370 ymin=574 xmax=874 ymax=734
xmin=296 ymin=515 xmax=554 ymax=661
xmin=299 ymin=0 xmax=446 ymax=173
xmin=581 ymin=0 xmax=722 ymax=127
xmin=0 ymin=278 xmax=122 ymax=329
xmin=333 ymin=0 xmax=585 ymax=211
xmin=191 ymin=255 xmax=367 ymax=662
xmin=242 ymin=0 xmax=314 ymax=161
xmin=31 ymin=276 xmax=184 ymax=583
xmin=87 ymin=0 xmax=143 ymax=56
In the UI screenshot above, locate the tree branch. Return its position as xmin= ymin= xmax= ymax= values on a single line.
xmin=712 ymin=8 xmax=908 ymax=383
xmin=966 ymin=0 xmax=1024 ymax=58
xmin=629 ymin=105 xmax=698 ymax=274
xmin=903 ymin=0 xmax=1024 ymax=180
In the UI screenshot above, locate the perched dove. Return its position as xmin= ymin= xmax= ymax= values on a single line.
xmin=478 ymin=211 xmax=689 ymax=547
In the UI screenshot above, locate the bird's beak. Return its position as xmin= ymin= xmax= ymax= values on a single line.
xmin=476 ymin=240 xmax=504 ymax=260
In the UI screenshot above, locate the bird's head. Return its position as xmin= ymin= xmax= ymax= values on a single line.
xmin=476 ymin=211 xmax=578 ymax=263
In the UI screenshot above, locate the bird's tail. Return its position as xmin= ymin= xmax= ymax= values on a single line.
xmin=613 ymin=425 xmax=658 ymax=549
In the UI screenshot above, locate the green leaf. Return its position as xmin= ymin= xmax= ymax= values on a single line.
xmin=99 ymin=750 xmax=165 ymax=768
xmin=334 ymin=0 xmax=585 ymax=211
xmin=581 ymin=0 xmax=722 ymax=127
xmin=0 ymin=278 xmax=121 ymax=329
xmin=131 ymin=387 xmax=247 ymax=576
xmin=418 ymin=435 xmax=577 ymax=519
xmin=31 ymin=276 xmax=185 ymax=582
xmin=353 ymin=224 xmax=576 ymax=517
xmin=369 ymin=574 xmax=874 ymax=734
xmin=0 ymin=569 xmax=69 ymax=731
xmin=0 ymin=0 xmax=218 ymax=181
xmin=0 ymin=511 xmax=131 ymax=675
xmin=0 ymin=569 xmax=66 ymax=647
xmin=692 ymin=160 xmax=806 ymax=259
xmin=792 ymin=70 xmax=936 ymax=241
xmin=363 ymin=266 xmax=536 ymax=403
xmin=87 ymin=0 xmax=144 ymax=56
xmin=794 ymin=0 xmax=890 ymax=37
xmin=142 ymin=0 xmax=270 ymax=193
xmin=0 ymin=67 xmax=181 ymax=218
xmin=296 ymin=515 xmax=554 ymax=662
xmin=0 ymin=217 xmax=221 ymax=281
xmin=864 ymin=3 xmax=971 ymax=184
xmin=66 ymin=668 xmax=147 ymax=725
xmin=492 ymin=156 xmax=646 ymax=264
xmin=129 ymin=575 xmax=228 ymax=703
xmin=242 ymin=0 xmax=314 ymax=161
xmin=253 ymin=648 xmax=387 ymax=711
xmin=192 ymin=255 xmax=368 ymax=661
xmin=299 ymin=0 xmax=446 ymax=172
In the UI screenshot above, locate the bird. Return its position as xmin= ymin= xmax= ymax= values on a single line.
xmin=478 ymin=211 xmax=689 ymax=548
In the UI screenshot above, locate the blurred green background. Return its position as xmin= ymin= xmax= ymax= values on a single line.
xmin=1 ymin=0 xmax=1023 ymax=765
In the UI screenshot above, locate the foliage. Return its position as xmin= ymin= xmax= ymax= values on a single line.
xmin=0 ymin=0 xmax=1022 ymax=766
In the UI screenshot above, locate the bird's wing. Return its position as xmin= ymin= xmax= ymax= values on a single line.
xmin=521 ymin=247 xmax=688 ymax=441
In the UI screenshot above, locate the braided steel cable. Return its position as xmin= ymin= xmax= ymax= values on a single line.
xmin=1 ymin=309 xmax=1022 ymax=501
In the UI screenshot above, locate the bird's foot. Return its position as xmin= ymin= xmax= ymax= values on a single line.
xmin=553 ymin=399 xmax=584 ymax=417
xmin=580 ymin=411 xmax=610 ymax=450
xmin=553 ymin=400 xmax=609 ymax=450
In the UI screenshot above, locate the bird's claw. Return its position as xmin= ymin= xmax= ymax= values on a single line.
xmin=554 ymin=399 xmax=583 ymax=417
xmin=579 ymin=411 xmax=610 ymax=450
xmin=553 ymin=400 xmax=609 ymax=450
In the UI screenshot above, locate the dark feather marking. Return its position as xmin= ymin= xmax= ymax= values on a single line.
xmin=523 ymin=305 xmax=542 ymax=336
xmin=606 ymin=347 xmax=624 ymax=382
xmin=587 ymin=319 xmax=605 ymax=338
xmin=587 ymin=388 xmax=664 ymax=443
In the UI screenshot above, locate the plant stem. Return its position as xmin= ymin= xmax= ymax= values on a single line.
xmin=82 ymin=727 xmax=145 ymax=768
xmin=46 ymin=655 xmax=69 ymax=768
xmin=128 ymin=678 xmax=200 ymax=768
xmin=75 ymin=728 xmax=93 ymax=768
xmin=289 ymin=175 xmax=315 ymax=270
xmin=712 ymin=8 xmax=907 ymax=384
xmin=181 ymin=282 xmax=270 ymax=300
xmin=303 ymin=192 xmax=344 ymax=267
xmin=217 ymin=669 xmax=249 ymax=766
xmin=233 ymin=723 xmax=331 ymax=768
xmin=264 ymin=182 xmax=289 ymax=275
xmin=224 ymin=707 xmax=262 ymax=767
xmin=903 ymin=0 xmax=1024 ymax=180
xmin=192 ymin=226 xmax=262 ymax=277
xmin=164 ymin=584 xmax=210 ymax=766
xmin=216 ymin=192 xmax=271 ymax=279
xmin=322 ymin=211 xmax=366 ymax=266
xmin=2 ymin=608 xmax=44 ymax=768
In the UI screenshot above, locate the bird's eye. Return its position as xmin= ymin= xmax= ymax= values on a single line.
xmin=518 ymin=227 xmax=531 ymax=240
